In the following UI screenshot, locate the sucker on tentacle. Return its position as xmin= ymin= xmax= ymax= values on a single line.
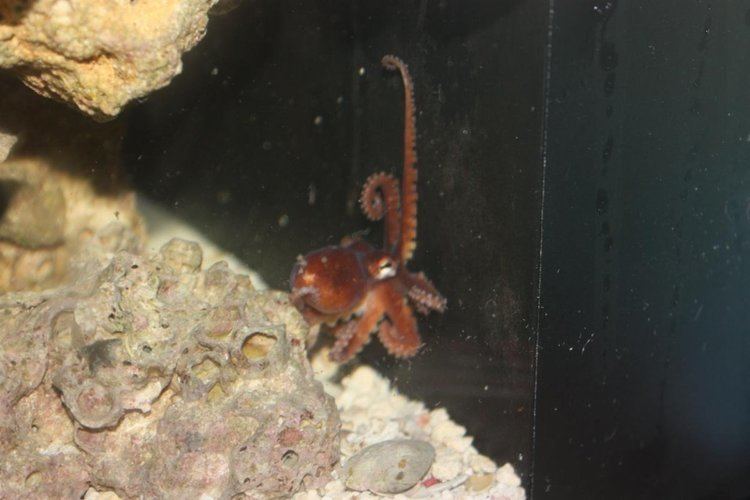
xmin=290 ymin=55 xmax=445 ymax=363
xmin=405 ymin=271 xmax=447 ymax=314
xmin=409 ymin=286 xmax=448 ymax=315
xmin=329 ymin=320 xmax=359 ymax=361
xmin=378 ymin=319 xmax=421 ymax=358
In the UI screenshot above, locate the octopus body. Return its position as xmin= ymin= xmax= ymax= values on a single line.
xmin=290 ymin=55 xmax=446 ymax=362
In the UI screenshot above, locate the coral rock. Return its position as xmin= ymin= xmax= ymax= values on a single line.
xmin=0 ymin=0 xmax=222 ymax=119
xmin=0 ymin=233 xmax=340 ymax=498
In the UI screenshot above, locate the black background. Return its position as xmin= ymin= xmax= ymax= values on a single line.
xmin=536 ymin=1 xmax=750 ymax=499
xmin=123 ymin=0 xmax=750 ymax=498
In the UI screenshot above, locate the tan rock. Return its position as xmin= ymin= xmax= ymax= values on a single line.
xmin=466 ymin=473 xmax=494 ymax=492
xmin=0 ymin=77 xmax=144 ymax=292
xmin=0 ymin=129 xmax=16 ymax=162
xmin=0 ymin=0 xmax=221 ymax=119
xmin=0 ymin=157 xmax=142 ymax=291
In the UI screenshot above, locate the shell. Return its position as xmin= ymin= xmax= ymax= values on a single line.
xmin=342 ymin=439 xmax=435 ymax=494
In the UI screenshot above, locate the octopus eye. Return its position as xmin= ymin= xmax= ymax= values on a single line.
xmin=376 ymin=258 xmax=396 ymax=279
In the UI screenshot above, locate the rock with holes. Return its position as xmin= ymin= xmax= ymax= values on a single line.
xmin=342 ymin=439 xmax=435 ymax=494
xmin=0 ymin=232 xmax=340 ymax=498
xmin=0 ymin=0 xmax=223 ymax=120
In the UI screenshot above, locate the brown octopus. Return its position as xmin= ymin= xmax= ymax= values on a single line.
xmin=290 ymin=55 xmax=446 ymax=362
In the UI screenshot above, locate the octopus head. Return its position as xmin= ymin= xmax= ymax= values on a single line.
xmin=364 ymin=250 xmax=398 ymax=281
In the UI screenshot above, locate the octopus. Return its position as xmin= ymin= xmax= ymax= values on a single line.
xmin=290 ymin=55 xmax=447 ymax=363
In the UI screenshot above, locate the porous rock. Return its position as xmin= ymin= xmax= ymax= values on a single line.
xmin=0 ymin=232 xmax=340 ymax=498
xmin=0 ymin=0 xmax=222 ymax=119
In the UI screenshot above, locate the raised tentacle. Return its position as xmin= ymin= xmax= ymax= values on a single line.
xmin=404 ymin=271 xmax=447 ymax=314
xmin=377 ymin=280 xmax=422 ymax=358
xmin=328 ymin=300 xmax=385 ymax=363
xmin=382 ymin=55 xmax=418 ymax=263
xmin=359 ymin=172 xmax=401 ymax=252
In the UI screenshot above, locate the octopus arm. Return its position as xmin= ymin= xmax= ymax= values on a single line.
xmin=382 ymin=54 xmax=419 ymax=264
xmin=359 ymin=172 xmax=401 ymax=251
xmin=329 ymin=299 xmax=386 ymax=362
xmin=404 ymin=271 xmax=447 ymax=314
xmin=377 ymin=280 xmax=422 ymax=358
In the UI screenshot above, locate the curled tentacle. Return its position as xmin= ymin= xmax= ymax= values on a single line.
xmin=382 ymin=54 xmax=418 ymax=263
xmin=404 ymin=271 xmax=447 ymax=314
xmin=359 ymin=172 xmax=401 ymax=251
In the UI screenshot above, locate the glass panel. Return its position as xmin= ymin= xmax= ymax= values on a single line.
xmin=538 ymin=1 xmax=750 ymax=498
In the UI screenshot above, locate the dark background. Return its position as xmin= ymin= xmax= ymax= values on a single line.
xmin=122 ymin=0 xmax=750 ymax=498
xmin=536 ymin=1 xmax=750 ymax=499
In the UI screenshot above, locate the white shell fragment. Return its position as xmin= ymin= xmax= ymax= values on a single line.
xmin=342 ymin=439 xmax=436 ymax=494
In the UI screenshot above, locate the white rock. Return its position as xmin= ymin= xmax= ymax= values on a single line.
xmin=431 ymin=448 xmax=464 ymax=481
xmin=432 ymin=420 xmax=467 ymax=444
xmin=445 ymin=435 xmax=473 ymax=453
xmin=496 ymin=463 xmax=523 ymax=487
xmin=429 ymin=407 xmax=450 ymax=425
xmin=83 ymin=488 xmax=121 ymax=500
xmin=470 ymin=453 xmax=497 ymax=474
